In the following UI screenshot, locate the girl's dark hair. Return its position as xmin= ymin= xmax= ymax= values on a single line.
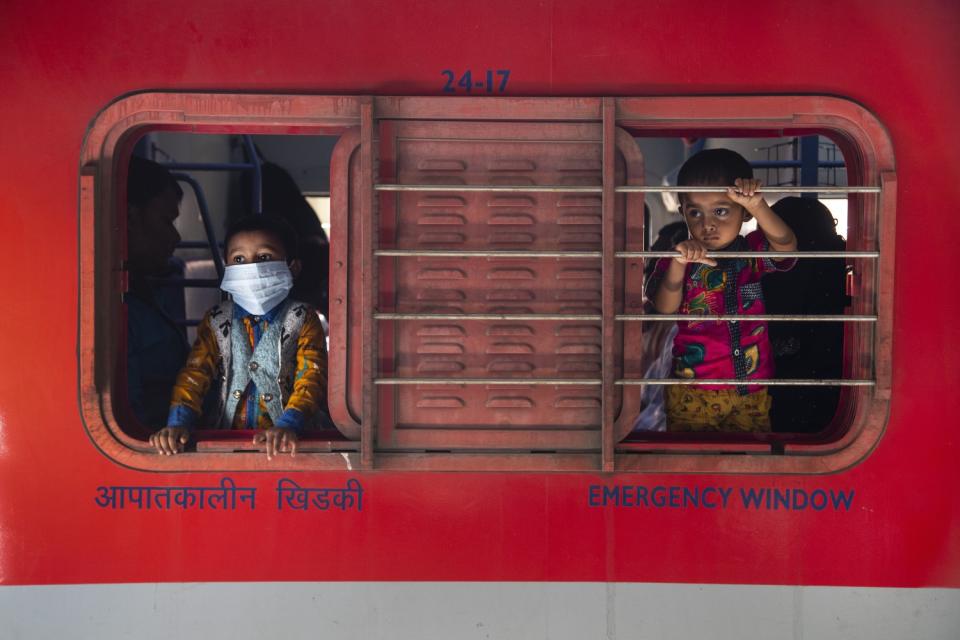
xmin=677 ymin=148 xmax=753 ymax=190
xmin=127 ymin=156 xmax=183 ymax=207
xmin=224 ymin=214 xmax=300 ymax=260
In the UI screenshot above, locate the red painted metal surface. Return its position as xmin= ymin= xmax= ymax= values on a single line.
xmin=0 ymin=0 xmax=957 ymax=594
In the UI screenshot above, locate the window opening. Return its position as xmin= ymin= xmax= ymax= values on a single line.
xmin=361 ymin=104 xmax=885 ymax=468
xmin=120 ymin=131 xmax=345 ymax=451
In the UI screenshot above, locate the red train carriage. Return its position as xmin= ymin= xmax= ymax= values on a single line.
xmin=1 ymin=1 xmax=958 ymax=638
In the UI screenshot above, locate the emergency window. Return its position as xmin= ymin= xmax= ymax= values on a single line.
xmin=79 ymin=94 xmax=893 ymax=473
xmin=624 ymin=135 xmax=858 ymax=440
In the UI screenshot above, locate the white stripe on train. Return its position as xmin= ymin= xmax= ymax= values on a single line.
xmin=2 ymin=582 xmax=958 ymax=639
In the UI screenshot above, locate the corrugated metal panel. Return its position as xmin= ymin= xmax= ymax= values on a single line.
xmin=335 ymin=120 xmax=644 ymax=451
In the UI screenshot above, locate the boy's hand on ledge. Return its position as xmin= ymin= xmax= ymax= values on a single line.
xmin=727 ymin=178 xmax=766 ymax=213
xmin=674 ymin=239 xmax=717 ymax=267
xmin=253 ymin=427 xmax=299 ymax=460
xmin=149 ymin=427 xmax=190 ymax=456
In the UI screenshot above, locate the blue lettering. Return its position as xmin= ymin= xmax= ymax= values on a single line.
xmin=652 ymin=486 xmax=667 ymax=507
xmin=792 ymin=489 xmax=809 ymax=510
xmin=586 ymin=484 xmax=852 ymax=512
xmin=773 ymin=488 xmax=790 ymax=510
xmin=440 ymin=69 xmax=512 ymax=94
xmin=588 ymin=485 xmax=602 ymax=507
xmin=831 ymin=489 xmax=854 ymax=510
xmin=635 ymin=485 xmax=649 ymax=507
xmin=718 ymin=487 xmax=732 ymax=508
xmin=602 ymin=485 xmax=620 ymax=506
xmin=669 ymin=486 xmax=682 ymax=508
xmin=701 ymin=487 xmax=717 ymax=509
xmin=740 ymin=487 xmax=765 ymax=509
xmin=810 ymin=489 xmax=828 ymax=511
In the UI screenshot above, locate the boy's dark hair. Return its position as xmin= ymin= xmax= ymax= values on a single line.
xmin=224 ymin=214 xmax=300 ymax=261
xmin=127 ymin=156 xmax=183 ymax=207
xmin=677 ymin=148 xmax=753 ymax=195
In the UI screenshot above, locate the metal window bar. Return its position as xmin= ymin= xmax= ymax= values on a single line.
xmin=375 ymin=184 xmax=880 ymax=194
xmin=750 ymin=160 xmax=845 ymax=169
xmin=617 ymin=379 xmax=874 ymax=386
xmin=616 ymin=314 xmax=875 ymax=322
xmin=372 ymin=377 xmax=874 ymax=387
xmin=618 ymin=251 xmax=877 ymax=259
xmin=159 ymin=136 xmax=263 ymax=210
xmin=375 ymin=313 xmax=875 ymax=322
xmin=375 ymin=249 xmax=877 ymax=259
xmin=753 ymin=138 xmax=846 ymax=188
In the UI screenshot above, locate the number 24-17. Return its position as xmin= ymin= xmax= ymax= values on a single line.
xmin=441 ymin=70 xmax=510 ymax=93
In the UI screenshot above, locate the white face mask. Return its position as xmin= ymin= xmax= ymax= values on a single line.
xmin=219 ymin=261 xmax=294 ymax=315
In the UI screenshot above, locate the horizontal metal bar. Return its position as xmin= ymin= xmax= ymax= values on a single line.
xmin=750 ymin=160 xmax=846 ymax=169
xmin=376 ymin=184 xmax=602 ymax=193
xmin=617 ymin=251 xmax=879 ymax=259
xmin=376 ymin=250 xmax=602 ymax=258
xmin=376 ymin=250 xmax=876 ymax=260
xmin=375 ymin=378 xmax=874 ymax=387
xmin=375 ymin=313 xmax=874 ymax=323
xmin=617 ymin=379 xmax=875 ymax=387
xmin=375 ymin=313 xmax=602 ymax=321
xmin=615 ymin=185 xmax=880 ymax=194
xmin=375 ymin=378 xmax=602 ymax=386
xmin=161 ymin=162 xmax=258 ymax=172
xmin=375 ymin=184 xmax=880 ymax=194
xmin=616 ymin=314 xmax=876 ymax=322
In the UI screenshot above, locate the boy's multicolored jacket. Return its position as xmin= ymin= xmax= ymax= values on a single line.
xmin=166 ymin=299 xmax=327 ymax=431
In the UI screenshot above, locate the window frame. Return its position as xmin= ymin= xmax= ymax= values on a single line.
xmin=79 ymin=93 xmax=894 ymax=473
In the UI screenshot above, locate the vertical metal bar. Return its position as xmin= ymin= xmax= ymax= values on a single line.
xmin=359 ymin=99 xmax=376 ymax=469
xmin=601 ymin=98 xmax=616 ymax=472
xmin=799 ymin=135 xmax=819 ymax=199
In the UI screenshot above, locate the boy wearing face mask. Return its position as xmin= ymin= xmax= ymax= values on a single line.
xmin=149 ymin=215 xmax=327 ymax=459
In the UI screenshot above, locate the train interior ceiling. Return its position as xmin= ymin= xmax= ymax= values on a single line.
xmin=124 ymin=129 xmax=860 ymax=456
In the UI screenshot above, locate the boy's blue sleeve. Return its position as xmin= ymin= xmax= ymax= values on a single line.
xmin=274 ymin=408 xmax=305 ymax=433
xmin=166 ymin=404 xmax=198 ymax=429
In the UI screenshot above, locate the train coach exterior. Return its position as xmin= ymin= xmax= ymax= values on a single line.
xmin=1 ymin=1 xmax=958 ymax=638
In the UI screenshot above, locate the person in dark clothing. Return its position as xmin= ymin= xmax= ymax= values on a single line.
xmin=762 ymin=197 xmax=849 ymax=433
xmin=645 ymin=221 xmax=688 ymax=282
xmin=125 ymin=157 xmax=190 ymax=429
